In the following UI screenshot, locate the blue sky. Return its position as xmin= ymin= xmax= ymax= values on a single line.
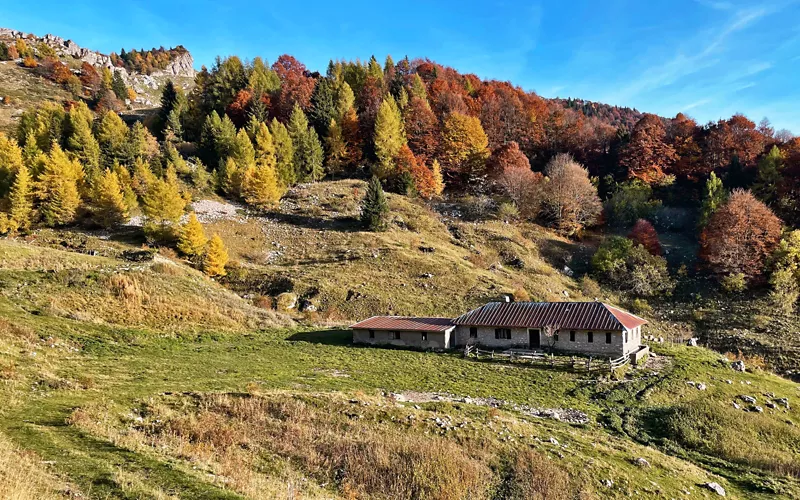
xmin=4 ymin=0 xmax=799 ymax=132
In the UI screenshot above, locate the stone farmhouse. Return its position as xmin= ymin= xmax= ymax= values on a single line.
xmin=351 ymin=301 xmax=647 ymax=359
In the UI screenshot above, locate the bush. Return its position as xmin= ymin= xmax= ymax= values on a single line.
xmin=629 ymin=298 xmax=652 ymax=314
xmin=496 ymin=202 xmax=520 ymax=221
xmin=579 ymin=275 xmax=601 ymax=298
xmin=591 ymin=236 xmax=674 ymax=296
xmin=604 ymin=180 xmax=661 ymax=227
xmin=720 ymin=272 xmax=746 ymax=294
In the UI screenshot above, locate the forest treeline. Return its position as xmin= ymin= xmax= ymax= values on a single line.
xmin=0 ymin=52 xmax=798 ymax=308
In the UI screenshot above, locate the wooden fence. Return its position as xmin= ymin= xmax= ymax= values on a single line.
xmin=463 ymin=345 xmax=626 ymax=373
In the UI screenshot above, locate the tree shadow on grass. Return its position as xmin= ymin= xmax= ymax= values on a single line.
xmin=288 ymin=329 xmax=354 ymax=345
xmin=262 ymin=211 xmax=363 ymax=232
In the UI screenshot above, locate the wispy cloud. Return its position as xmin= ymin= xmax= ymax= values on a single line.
xmin=682 ymin=98 xmax=712 ymax=111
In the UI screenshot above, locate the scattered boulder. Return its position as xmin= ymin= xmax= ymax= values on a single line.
xmin=731 ymin=360 xmax=746 ymax=372
xmin=601 ymin=479 xmax=613 ymax=488
xmin=420 ymin=273 xmax=434 ymax=279
xmin=633 ymin=457 xmax=650 ymax=468
xmin=704 ymin=482 xmax=726 ymax=496
xmin=739 ymin=395 xmax=756 ymax=404
xmin=775 ymin=397 xmax=790 ymax=409
xmin=275 ymin=292 xmax=298 ymax=311
xmin=418 ymin=246 xmax=435 ymax=253
xmin=549 ymin=437 xmax=559 ymax=445
xmin=751 ymin=406 xmax=764 ymax=413
xmin=696 ymin=383 xmax=707 ymax=391
xmin=687 ymin=338 xmax=698 ymax=347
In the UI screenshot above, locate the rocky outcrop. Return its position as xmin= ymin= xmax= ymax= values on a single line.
xmin=0 ymin=27 xmax=194 ymax=78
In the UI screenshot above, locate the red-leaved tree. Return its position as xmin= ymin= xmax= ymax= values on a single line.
xmin=628 ymin=219 xmax=662 ymax=255
xmin=699 ymin=189 xmax=782 ymax=281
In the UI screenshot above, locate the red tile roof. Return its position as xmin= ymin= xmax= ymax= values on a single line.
xmin=453 ymin=301 xmax=646 ymax=331
xmin=350 ymin=316 xmax=455 ymax=332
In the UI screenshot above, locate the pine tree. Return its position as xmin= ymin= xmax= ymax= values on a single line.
xmin=361 ymin=176 xmax=389 ymax=231
xmin=203 ymin=234 xmax=229 ymax=277
xmin=111 ymin=71 xmax=128 ymax=100
xmin=699 ymin=172 xmax=727 ymax=229
xmin=91 ymin=169 xmax=128 ymax=228
xmin=222 ymin=129 xmax=256 ymax=197
xmin=409 ymin=74 xmax=428 ymax=103
xmin=248 ymin=57 xmax=280 ymax=96
xmin=373 ymin=95 xmax=406 ymax=179
xmin=309 ymin=77 xmax=338 ymax=137
xmin=7 ymin=164 xmax=33 ymax=233
xmin=141 ymin=175 xmax=186 ymax=242
xmin=199 ymin=111 xmax=237 ymax=168
xmin=753 ymin=146 xmax=784 ymax=204
xmin=65 ymin=103 xmax=101 ymax=180
xmin=287 ymin=104 xmax=324 ymax=182
xmin=36 ymin=144 xmax=84 ymax=226
xmin=269 ymin=118 xmax=295 ymax=187
xmin=177 ymin=212 xmax=208 ymax=261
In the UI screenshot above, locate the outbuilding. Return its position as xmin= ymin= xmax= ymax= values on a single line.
xmin=351 ymin=316 xmax=456 ymax=349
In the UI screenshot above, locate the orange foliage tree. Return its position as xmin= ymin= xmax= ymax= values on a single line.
xmin=620 ymin=114 xmax=677 ymax=184
xmin=699 ymin=189 xmax=782 ymax=281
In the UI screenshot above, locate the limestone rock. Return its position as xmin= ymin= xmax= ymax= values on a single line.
xmin=704 ymin=482 xmax=726 ymax=496
xmin=731 ymin=360 xmax=746 ymax=372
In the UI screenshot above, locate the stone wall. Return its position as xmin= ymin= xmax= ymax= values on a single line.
xmin=352 ymin=328 xmax=452 ymax=349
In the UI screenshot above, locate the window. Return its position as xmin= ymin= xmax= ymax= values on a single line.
xmin=554 ymin=332 xmax=559 ymax=341
xmin=421 ymin=332 xmax=427 ymax=341
xmin=623 ymin=331 xmax=627 ymax=343
xmin=587 ymin=332 xmax=593 ymax=343
xmin=391 ymin=331 xmax=400 ymax=340
xmin=469 ymin=327 xmax=478 ymax=338
xmin=495 ymin=328 xmax=511 ymax=340
xmin=606 ymin=332 xmax=612 ymax=344
xmin=569 ymin=330 xmax=575 ymax=342
xmin=369 ymin=330 xmax=375 ymax=339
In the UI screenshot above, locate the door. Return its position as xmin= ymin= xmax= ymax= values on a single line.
xmin=528 ymin=329 xmax=540 ymax=349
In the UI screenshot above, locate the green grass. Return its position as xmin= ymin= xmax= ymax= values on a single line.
xmin=1 ymin=298 xmax=799 ymax=498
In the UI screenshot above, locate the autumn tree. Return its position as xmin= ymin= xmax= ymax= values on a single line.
xmin=95 ymin=111 xmax=129 ymax=167
xmin=666 ymin=113 xmax=704 ymax=180
xmin=628 ymin=219 xmax=662 ymax=255
xmin=6 ymin=164 xmax=33 ymax=233
xmin=441 ymin=112 xmax=489 ymax=187
xmin=0 ymin=133 xmax=24 ymax=197
xmin=770 ymin=230 xmax=800 ymax=313
xmin=64 ymin=102 xmax=101 ymax=180
xmin=540 ymin=153 xmax=601 ymax=235
xmin=241 ymin=121 xmax=282 ymax=208
xmin=373 ymin=95 xmax=406 ymax=179
xmin=203 ymin=234 xmax=229 ymax=277
xmin=324 ymin=119 xmax=348 ymax=177
xmin=177 ymin=212 xmax=208 ymax=262
xmin=403 ymin=96 xmax=438 ymax=164
xmin=141 ymin=174 xmax=186 ymax=242
xmin=699 ymin=189 xmax=782 ymax=282
xmin=619 ymin=114 xmax=677 ymax=184
xmin=272 ymin=55 xmax=316 ymax=120
xmin=287 ymin=104 xmax=324 ymax=182
xmin=592 ymin=236 xmax=673 ymax=296
xmin=36 ymin=144 xmax=84 ymax=226
xmin=90 ymin=169 xmax=128 ymax=228
xmin=361 ymin=176 xmax=389 ymax=231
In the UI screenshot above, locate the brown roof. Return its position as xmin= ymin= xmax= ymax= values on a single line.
xmin=453 ymin=302 xmax=646 ymax=331
xmin=350 ymin=316 xmax=455 ymax=332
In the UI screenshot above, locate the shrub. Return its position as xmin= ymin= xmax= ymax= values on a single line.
xmin=603 ymin=180 xmax=661 ymax=227
xmin=360 ymin=176 xmax=389 ymax=231
xmin=627 ymin=219 xmax=662 ymax=255
xmin=512 ymin=286 xmax=530 ymax=302
xmin=720 ymin=272 xmax=746 ymax=294
xmin=579 ymin=275 xmax=602 ymax=298
xmin=629 ymin=298 xmax=652 ymax=314
xmin=496 ymin=202 xmax=520 ymax=221
xmin=539 ymin=153 xmax=601 ymax=235
xmin=591 ymin=236 xmax=674 ymax=296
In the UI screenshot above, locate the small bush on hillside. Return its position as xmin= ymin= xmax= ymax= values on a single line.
xmin=720 ymin=272 xmax=747 ymax=294
xmin=496 ymin=201 xmax=520 ymax=221
xmin=360 ymin=176 xmax=389 ymax=231
xmin=629 ymin=298 xmax=652 ymax=315
xmin=579 ymin=275 xmax=601 ymax=298
xmin=591 ymin=236 xmax=674 ymax=296
xmin=512 ymin=286 xmax=530 ymax=302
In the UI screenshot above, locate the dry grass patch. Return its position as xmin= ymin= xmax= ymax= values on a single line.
xmin=0 ymin=432 xmax=68 ymax=500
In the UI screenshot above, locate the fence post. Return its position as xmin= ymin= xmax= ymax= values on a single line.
xmin=491 ymin=351 xmax=494 ymax=360
xmin=587 ymin=356 xmax=591 ymax=372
